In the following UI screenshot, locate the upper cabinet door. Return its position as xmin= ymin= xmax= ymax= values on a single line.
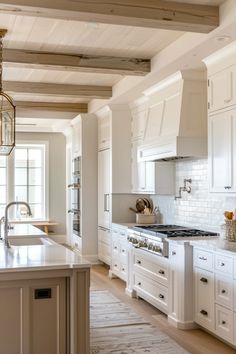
xmin=131 ymin=105 xmax=148 ymax=141
xmin=98 ymin=113 xmax=111 ymax=151
xmin=209 ymin=110 xmax=236 ymax=193
xmin=208 ymin=66 xmax=236 ymax=112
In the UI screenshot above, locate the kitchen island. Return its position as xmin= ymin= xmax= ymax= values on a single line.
xmin=0 ymin=242 xmax=90 ymax=354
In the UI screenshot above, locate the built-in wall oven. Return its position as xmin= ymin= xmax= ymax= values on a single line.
xmin=68 ymin=156 xmax=81 ymax=237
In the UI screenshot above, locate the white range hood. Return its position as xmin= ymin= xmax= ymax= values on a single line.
xmin=138 ymin=71 xmax=208 ymax=162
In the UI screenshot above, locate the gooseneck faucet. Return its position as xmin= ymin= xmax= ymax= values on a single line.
xmin=4 ymin=202 xmax=32 ymax=248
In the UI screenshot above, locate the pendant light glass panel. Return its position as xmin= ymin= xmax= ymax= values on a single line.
xmin=0 ymin=92 xmax=15 ymax=155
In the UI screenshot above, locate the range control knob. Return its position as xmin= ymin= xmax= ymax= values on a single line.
xmin=138 ymin=241 xmax=147 ymax=248
xmin=148 ymin=243 xmax=153 ymax=250
xmin=153 ymin=245 xmax=162 ymax=253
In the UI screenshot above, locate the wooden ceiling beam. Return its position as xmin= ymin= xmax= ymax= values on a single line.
xmin=0 ymin=0 xmax=219 ymax=33
xmin=3 ymin=49 xmax=150 ymax=76
xmin=15 ymin=101 xmax=88 ymax=113
xmin=3 ymin=81 xmax=112 ymax=99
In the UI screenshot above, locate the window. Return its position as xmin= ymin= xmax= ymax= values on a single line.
xmin=0 ymin=156 xmax=7 ymax=217
xmin=14 ymin=144 xmax=46 ymax=219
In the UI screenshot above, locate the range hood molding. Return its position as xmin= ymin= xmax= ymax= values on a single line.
xmin=138 ymin=70 xmax=208 ymax=162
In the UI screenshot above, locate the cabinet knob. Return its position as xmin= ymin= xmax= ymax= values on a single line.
xmin=200 ymin=309 xmax=208 ymax=316
xmin=114 ymin=246 xmax=117 ymax=250
xmin=122 ymin=249 xmax=125 ymax=253
xmin=158 ymin=270 xmax=165 ymax=275
xmin=221 ymin=289 xmax=226 ymax=294
xmin=200 ymin=277 xmax=208 ymax=283
xmin=159 ymin=294 xmax=165 ymax=299
xmin=136 ymin=260 xmax=141 ymax=265
xmin=222 ymin=320 xmax=226 ymax=325
xmin=122 ymin=268 xmax=125 ymax=272
xmin=220 ymin=262 xmax=225 ymax=267
xmin=172 ymin=251 xmax=176 ymax=256
xmin=138 ymin=282 xmax=141 ymax=286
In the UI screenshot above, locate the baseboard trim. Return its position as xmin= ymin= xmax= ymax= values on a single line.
xmin=167 ymin=315 xmax=198 ymax=330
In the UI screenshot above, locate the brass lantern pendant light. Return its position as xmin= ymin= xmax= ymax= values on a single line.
xmin=0 ymin=29 xmax=15 ymax=156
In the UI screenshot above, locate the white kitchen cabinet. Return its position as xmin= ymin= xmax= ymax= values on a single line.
xmin=131 ymin=248 xmax=169 ymax=314
xmin=130 ymin=102 xmax=148 ymax=141
xmin=131 ymin=139 xmax=175 ymax=194
xmin=208 ymin=65 xmax=236 ymax=113
xmin=98 ymin=227 xmax=111 ymax=265
xmin=72 ymin=118 xmax=81 ymax=157
xmin=193 ymin=247 xmax=236 ymax=346
xmin=98 ymin=149 xmax=110 ymax=229
xmin=209 ymin=108 xmax=236 ymax=193
xmin=109 ymin=224 xmax=128 ymax=281
xmin=98 ymin=110 xmax=111 ymax=151
xmin=0 ymin=278 xmax=66 ymax=354
xmin=194 ymin=267 xmax=215 ymax=331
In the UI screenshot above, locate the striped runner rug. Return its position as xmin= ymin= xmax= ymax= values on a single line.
xmin=90 ymin=290 xmax=190 ymax=354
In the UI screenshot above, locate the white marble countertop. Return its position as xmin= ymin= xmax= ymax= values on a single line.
xmin=0 ymin=243 xmax=90 ymax=272
xmin=190 ymin=237 xmax=236 ymax=255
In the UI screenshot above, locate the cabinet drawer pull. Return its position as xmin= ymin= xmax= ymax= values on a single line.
xmin=199 ymin=256 xmax=207 ymax=261
xmin=159 ymin=294 xmax=165 ymax=299
xmin=136 ymin=260 xmax=141 ymax=265
xmin=138 ymin=282 xmax=141 ymax=286
xmin=222 ymin=320 xmax=226 ymax=325
xmin=224 ymin=186 xmax=231 ymax=190
xmin=200 ymin=277 xmax=208 ymax=283
xmin=221 ymin=289 xmax=226 ymax=294
xmin=121 ymin=232 xmax=126 ymax=236
xmin=114 ymin=264 xmax=118 ymax=267
xmin=220 ymin=262 xmax=225 ymax=267
xmin=224 ymin=98 xmax=232 ymax=103
xmin=158 ymin=270 xmax=165 ymax=275
xmin=200 ymin=309 xmax=208 ymax=316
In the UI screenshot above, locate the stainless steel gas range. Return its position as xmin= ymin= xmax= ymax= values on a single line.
xmin=127 ymin=224 xmax=218 ymax=257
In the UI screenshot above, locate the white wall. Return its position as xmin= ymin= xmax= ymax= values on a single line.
xmin=152 ymin=158 xmax=236 ymax=233
xmin=16 ymin=132 xmax=66 ymax=235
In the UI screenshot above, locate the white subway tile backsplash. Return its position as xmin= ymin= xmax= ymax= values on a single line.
xmin=152 ymin=158 xmax=236 ymax=233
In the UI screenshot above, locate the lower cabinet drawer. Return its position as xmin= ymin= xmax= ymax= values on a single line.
xmin=194 ymin=249 xmax=213 ymax=271
xmin=134 ymin=273 xmax=168 ymax=312
xmin=215 ymin=304 xmax=234 ymax=343
xmin=215 ymin=274 xmax=233 ymax=310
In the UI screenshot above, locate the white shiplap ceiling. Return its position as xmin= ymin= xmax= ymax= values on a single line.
xmin=0 ymin=0 xmax=226 ymax=131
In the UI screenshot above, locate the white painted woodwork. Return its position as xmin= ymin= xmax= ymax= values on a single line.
xmin=110 ymin=224 xmax=128 ymax=282
xmin=98 ymin=227 xmax=111 ymax=266
xmin=215 ymin=304 xmax=234 ymax=343
xmin=194 ymin=267 xmax=215 ymax=331
xmin=215 ymin=274 xmax=233 ymax=310
xmin=3 ymin=48 xmax=150 ymax=76
xmin=67 ymin=114 xmax=98 ymax=260
xmin=97 ymin=109 xmax=111 ymax=151
xmin=193 ymin=247 xmax=236 ymax=346
xmin=168 ymin=243 xmax=195 ymax=329
xmin=0 ymin=278 xmax=66 ymax=354
xmin=0 ymin=0 xmax=219 ymax=33
xmin=4 ymin=81 xmax=112 ymax=99
xmin=132 ymin=248 xmax=169 ymax=314
xmin=208 ymin=66 xmax=236 ymax=112
xmin=208 ymin=108 xmax=236 ymax=193
xmin=98 ymin=148 xmax=110 ymax=229
xmin=130 ymin=101 xmax=148 ymax=141
xmin=139 ymin=71 xmax=207 ymax=161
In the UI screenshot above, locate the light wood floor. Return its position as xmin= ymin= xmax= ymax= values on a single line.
xmin=91 ymin=264 xmax=236 ymax=354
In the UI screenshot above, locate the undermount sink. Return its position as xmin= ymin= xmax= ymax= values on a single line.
xmin=9 ymin=237 xmax=54 ymax=246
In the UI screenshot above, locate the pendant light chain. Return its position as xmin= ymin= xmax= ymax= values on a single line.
xmin=0 ymin=29 xmax=7 ymax=93
xmin=0 ymin=34 xmax=2 ymax=92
